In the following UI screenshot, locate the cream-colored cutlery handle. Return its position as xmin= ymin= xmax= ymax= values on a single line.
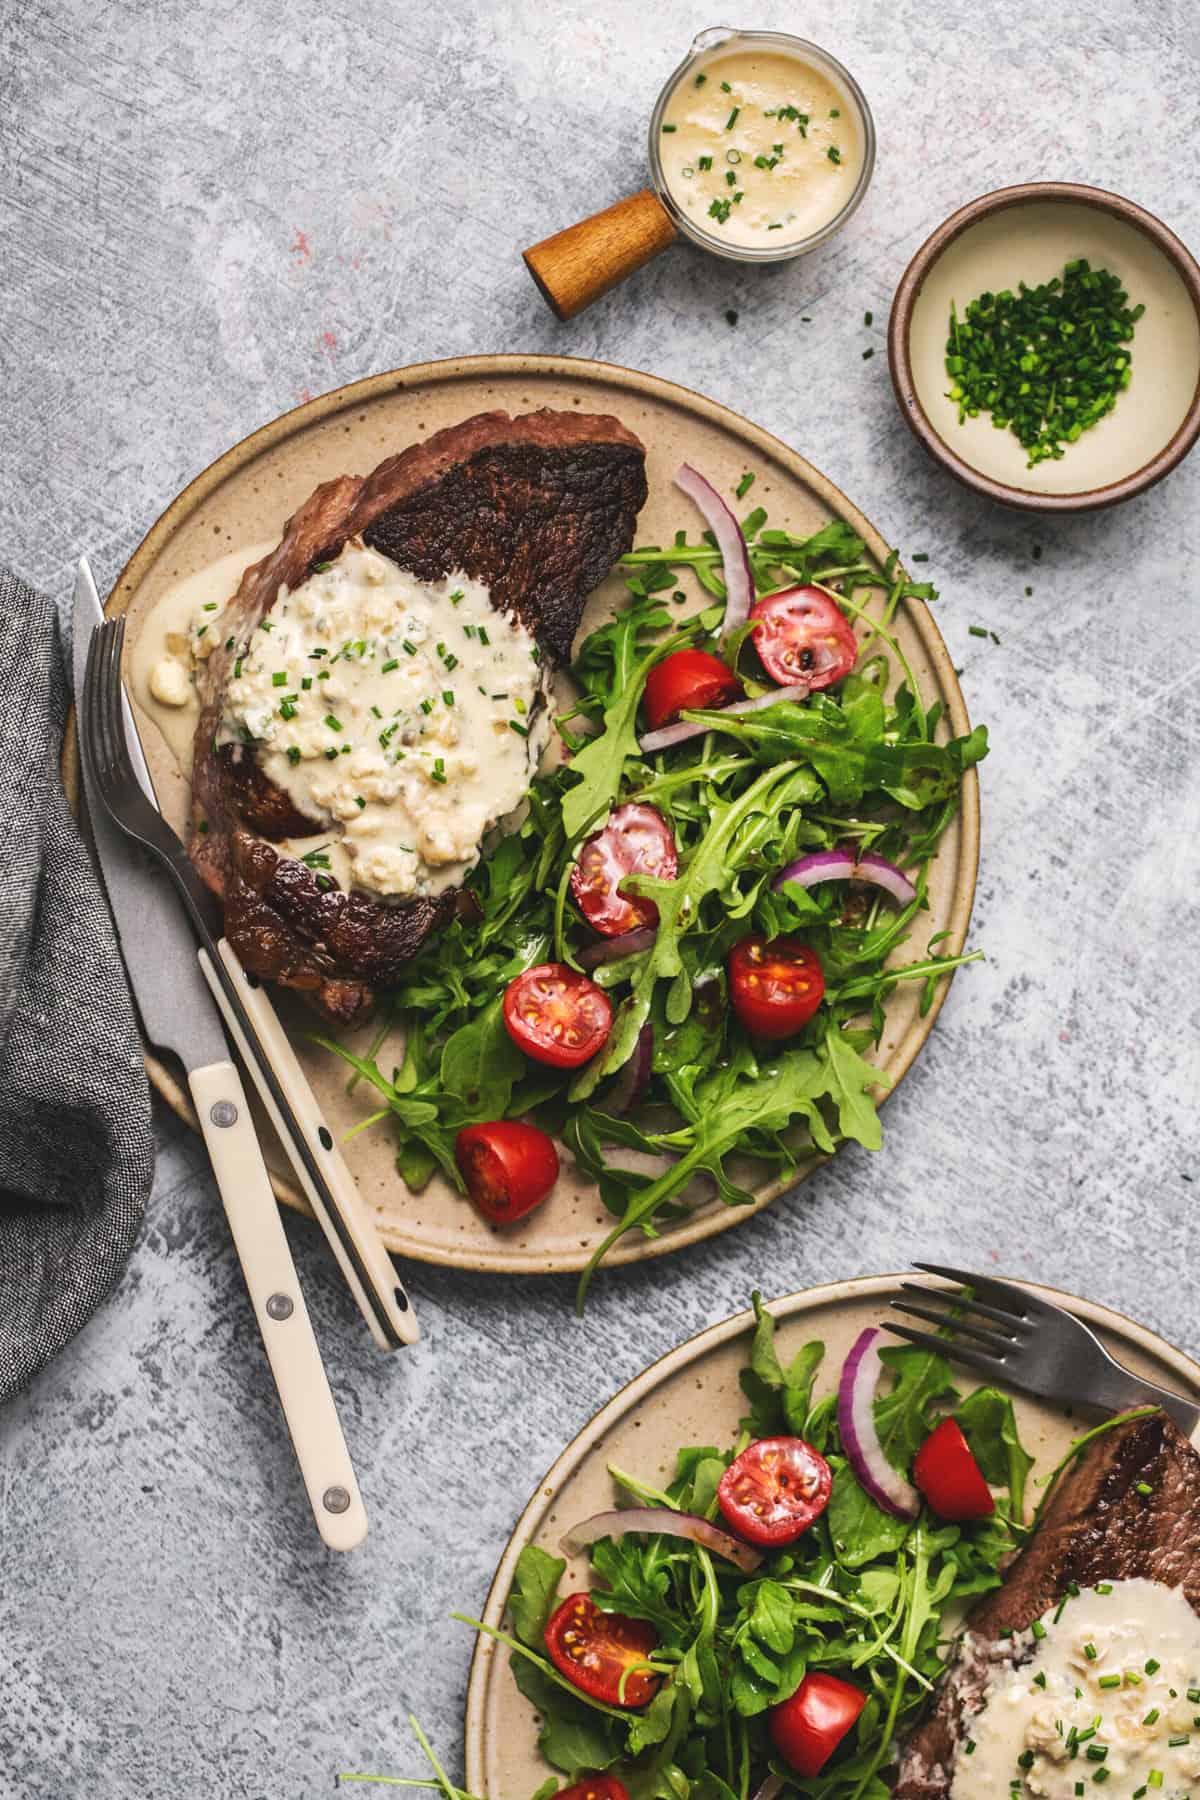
xmin=189 ymin=1056 xmax=368 ymax=1552
xmin=202 ymin=939 xmax=418 ymax=1351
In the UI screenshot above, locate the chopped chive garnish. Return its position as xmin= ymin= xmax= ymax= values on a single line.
xmin=442 ymin=690 xmax=455 ymax=706
xmin=1136 ymin=1483 xmax=1154 ymax=1498
xmin=864 ymin=310 xmax=873 ymax=326
xmin=694 ymin=72 xmax=706 ymax=86
xmin=1097 ymin=1675 xmax=1121 ymax=1690
xmin=1145 ymin=1658 xmax=1161 ymax=1674
xmin=324 ymin=714 xmax=342 ymax=731
xmin=1084 ymin=1643 xmax=1098 ymax=1661
xmin=1032 ymin=1620 xmax=1047 ymax=1640
xmin=862 ymin=347 xmax=875 ymax=360
xmin=725 ymin=106 xmax=739 ymax=129
xmin=430 ymin=757 xmax=446 ymax=783
xmin=661 ymin=123 xmax=677 ymax=133
xmin=827 ymin=145 xmax=842 ymax=164
xmin=382 ymin=658 xmax=399 ymax=672
xmin=278 ymin=700 xmax=297 ymax=720
xmin=286 ymin=746 xmax=301 ymax=765
xmin=968 ymin=624 xmax=989 ymax=638
xmin=509 ymin=719 xmax=529 ymax=738
xmin=271 ymin=671 xmax=287 ymax=687
xmin=354 ymin=795 xmax=365 ymax=809
xmin=736 ymin=471 xmax=755 ymax=498
xmin=478 ymin=626 xmax=490 ymax=645
xmin=403 ymin=640 xmax=418 ymax=656
xmin=448 ymin=588 xmax=464 ymax=604
xmin=419 ymin=698 xmax=433 ymax=715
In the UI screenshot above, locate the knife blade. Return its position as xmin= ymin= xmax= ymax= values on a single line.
xmin=71 ymin=564 xmax=229 ymax=1071
xmin=71 ymin=562 xmax=418 ymax=1352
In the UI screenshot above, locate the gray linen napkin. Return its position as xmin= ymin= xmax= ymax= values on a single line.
xmin=0 ymin=568 xmax=155 ymax=1400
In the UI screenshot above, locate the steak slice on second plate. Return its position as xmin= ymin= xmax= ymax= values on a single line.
xmin=893 ymin=1410 xmax=1200 ymax=1798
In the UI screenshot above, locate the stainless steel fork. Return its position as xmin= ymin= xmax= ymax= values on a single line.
xmin=885 ymin=1261 xmax=1200 ymax=1444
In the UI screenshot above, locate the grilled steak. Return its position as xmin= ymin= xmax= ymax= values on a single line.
xmin=189 ymin=408 xmax=647 ymax=1022
xmin=893 ymin=1410 xmax=1200 ymax=1797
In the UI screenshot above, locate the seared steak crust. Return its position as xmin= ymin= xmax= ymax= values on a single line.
xmin=190 ymin=408 xmax=646 ymax=1021
xmin=893 ymin=1411 xmax=1200 ymax=1798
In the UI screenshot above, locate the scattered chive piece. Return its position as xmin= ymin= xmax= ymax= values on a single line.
xmin=1097 ymin=1675 xmax=1121 ymax=1690
xmin=725 ymin=106 xmax=739 ymax=129
xmin=720 ymin=80 xmax=731 ymax=91
xmin=382 ymin=658 xmax=399 ymax=672
xmin=736 ymin=471 xmax=755 ymax=498
xmin=1031 ymin=1620 xmax=1047 ymax=1640
xmin=827 ymin=145 xmax=842 ymax=163
xmin=968 ymin=624 xmax=989 ymax=638
xmin=509 ymin=719 xmax=529 ymax=738
xmin=449 ymin=588 xmax=464 ymax=604
xmin=301 ymin=675 xmax=313 ymax=690
xmin=478 ymin=626 xmax=490 ymax=646
xmin=862 ymin=347 xmax=874 ymax=360
xmin=864 ymin=309 xmax=873 ymax=326
xmin=725 ymin=308 xmax=738 ymax=325
xmin=698 ymin=154 xmax=713 ymax=171
xmin=403 ymin=640 xmax=417 ymax=656
xmin=324 ymin=714 xmax=342 ymax=731
xmin=1144 ymin=1709 xmax=1161 ymax=1726
xmin=1168 ymin=1735 xmax=1191 ymax=1747
xmin=278 ymin=700 xmax=297 ymax=720
xmin=661 ymin=123 xmax=677 ymax=133
xmin=1033 ymin=1671 xmax=1047 ymax=1689
xmin=442 ymin=689 xmax=455 ymax=706
xmin=1084 ymin=1643 xmax=1098 ymax=1661
xmin=912 ymin=551 xmax=929 ymax=562
xmin=694 ymin=72 xmax=706 ymax=86
xmin=1095 ymin=1583 xmax=1113 ymax=1595
xmin=419 ymin=698 xmax=433 ymax=715
xmin=286 ymin=746 xmax=301 ymax=765
xmin=1136 ymin=1483 xmax=1154 ymax=1498
xmin=354 ymin=795 xmax=365 ymax=810
xmin=830 ymin=107 xmax=840 ymax=116
xmin=1085 ymin=1744 xmax=1108 ymax=1761
xmin=430 ymin=757 xmax=446 ymax=783
xmin=271 ymin=670 xmax=287 ymax=687
xmin=1145 ymin=1658 xmax=1161 ymax=1673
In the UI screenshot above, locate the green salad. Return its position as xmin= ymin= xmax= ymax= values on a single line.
xmin=324 ymin=471 xmax=988 ymax=1306
xmin=459 ymin=1295 xmax=1033 ymax=1800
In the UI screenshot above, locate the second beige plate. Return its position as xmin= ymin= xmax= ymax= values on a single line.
xmin=464 ymin=1276 xmax=1200 ymax=1800
xmin=81 ymin=354 xmax=979 ymax=1274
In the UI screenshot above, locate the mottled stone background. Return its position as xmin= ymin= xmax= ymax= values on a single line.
xmin=2 ymin=0 xmax=1198 ymax=1793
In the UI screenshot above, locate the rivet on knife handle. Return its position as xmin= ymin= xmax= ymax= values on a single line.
xmin=188 ymin=1056 xmax=368 ymax=1552
xmin=200 ymin=940 xmax=419 ymax=1351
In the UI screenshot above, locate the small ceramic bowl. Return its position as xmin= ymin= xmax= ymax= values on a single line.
xmin=888 ymin=183 xmax=1200 ymax=513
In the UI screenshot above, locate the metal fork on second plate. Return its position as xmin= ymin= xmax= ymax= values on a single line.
xmin=885 ymin=1261 xmax=1200 ymax=1443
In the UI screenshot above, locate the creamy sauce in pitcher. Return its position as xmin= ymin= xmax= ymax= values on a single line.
xmin=659 ymin=46 xmax=862 ymax=249
xmin=952 ymin=1579 xmax=1200 ymax=1799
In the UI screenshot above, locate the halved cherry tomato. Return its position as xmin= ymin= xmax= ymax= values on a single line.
xmin=643 ymin=648 xmax=742 ymax=730
xmin=717 ymin=1436 xmax=833 ymax=1546
xmin=504 ymin=963 xmax=613 ymax=1068
xmin=544 ymin=1592 xmax=660 ymax=1709
xmin=913 ymin=1417 xmax=995 ymax=1521
xmin=557 ymin=1780 xmax=630 ymax=1800
xmin=750 ymin=586 xmax=858 ymax=690
xmin=727 ymin=935 xmax=825 ymax=1040
xmin=769 ymin=1672 xmax=867 ymax=1776
xmin=454 ymin=1120 xmax=559 ymax=1225
xmin=571 ymin=803 xmax=678 ymax=937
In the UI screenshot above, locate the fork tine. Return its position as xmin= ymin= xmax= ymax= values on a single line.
xmin=883 ymin=1321 xmax=1011 ymax=1382
xmin=890 ymin=1297 xmax=1019 ymax=1356
xmin=899 ymin=1280 xmax=1033 ymax=1336
xmin=912 ymin=1261 xmax=1043 ymax=1320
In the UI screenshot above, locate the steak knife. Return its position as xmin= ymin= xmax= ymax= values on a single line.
xmin=72 ymin=561 xmax=417 ymax=1356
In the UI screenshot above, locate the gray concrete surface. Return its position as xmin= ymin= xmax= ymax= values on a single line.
xmin=3 ymin=0 xmax=1199 ymax=1794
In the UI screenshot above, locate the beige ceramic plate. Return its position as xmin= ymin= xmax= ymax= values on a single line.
xmin=75 ymin=354 xmax=978 ymax=1274
xmin=464 ymin=1275 xmax=1200 ymax=1800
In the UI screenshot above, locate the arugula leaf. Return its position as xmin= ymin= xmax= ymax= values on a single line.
xmin=508 ymin=1545 xmax=566 ymax=1648
xmin=817 ymin=1018 xmax=890 ymax=1150
xmin=956 ymin=1386 xmax=1035 ymax=1523
xmin=510 ymin=1655 xmax=623 ymax=1773
xmin=875 ymin=1344 xmax=960 ymax=1467
xmin=738 ymin=1293 xmax=826 ymax=1436
xmin=440 ymin=993 xmax=525 ymax=1117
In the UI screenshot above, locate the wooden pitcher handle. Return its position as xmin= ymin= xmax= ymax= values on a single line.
xmin=524 ymin=190 xmax=678 ymax=321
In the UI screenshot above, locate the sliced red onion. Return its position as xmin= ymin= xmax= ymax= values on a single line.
xmin=577 ymin=926 xmax=657 ymax=968
xmin=561 ymin=1508 xmax=763 ymax=1574
xmin=772 ymin=848 xmax=918 ymax=908
xmin=638 ymin=683 xmax=811 ymax=754
xmin=601 ymin=1023 xmax=654 ymax=1116
xmin=837 ymin=1328 xmax=920 ymax=1521
xmin=675 ymin=462 xmax=754 ymax=644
